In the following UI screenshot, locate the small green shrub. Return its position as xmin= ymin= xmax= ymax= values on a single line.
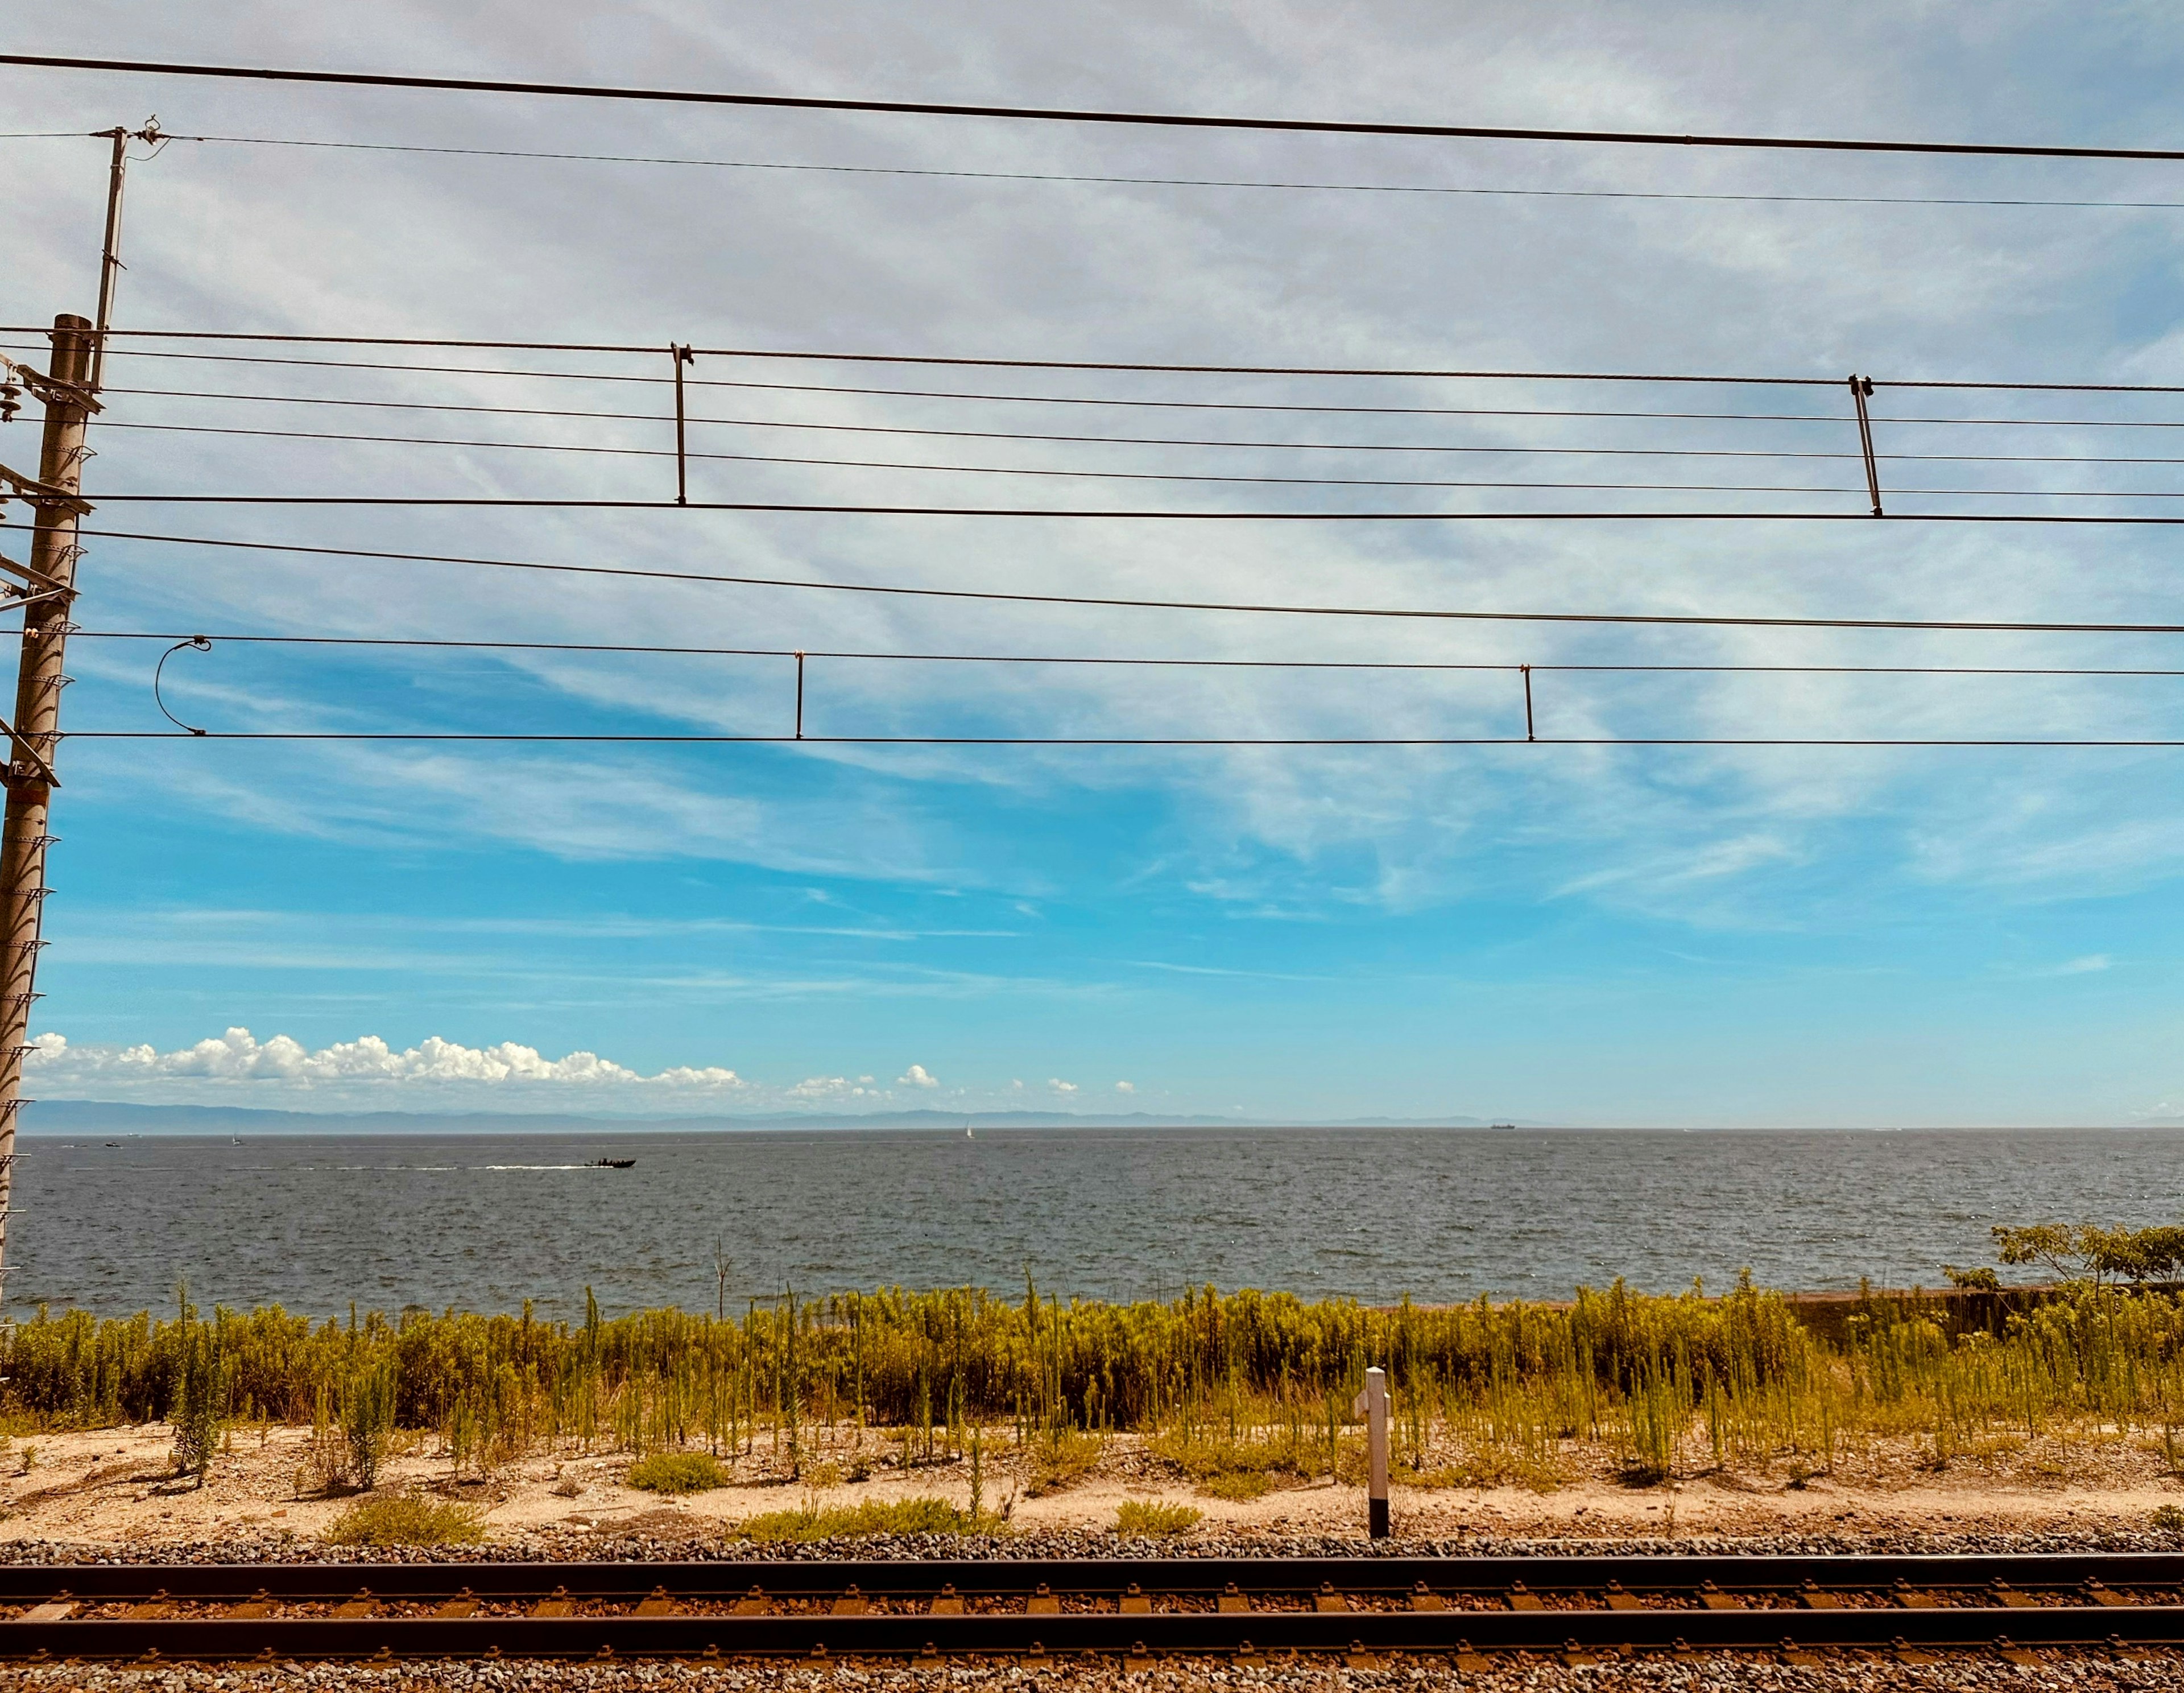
xmin=1027 ymin=1428 xmax=1103 ymax=1496
xmin=730 ymin=1496 xmax=1000 ymax=1542
xmin=169 ymin=1323 xmax=228 ymax=1489
xmin=1116 ymin=1498 xmax=1201 ymax=1536
xmin=626 ymin=1451 xmax=727 ymax=1494
xmin=2152 ymin=1502 xmax=2184 ymax=1534
xmin=343 ymin=1359 xmax=397 ymax=1490
xmin=1198 ymin=1469 xmax=1271 ymax=1501
xmin=324 ymin=1493 xmax=486 ymax=1546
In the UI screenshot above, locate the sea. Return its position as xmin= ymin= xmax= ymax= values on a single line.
xmin=10 ymin=1125 xmax=2184 ymax=1323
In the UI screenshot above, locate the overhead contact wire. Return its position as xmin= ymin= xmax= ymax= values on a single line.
xmin=69 ymin=528 xmax=2184 ymax=635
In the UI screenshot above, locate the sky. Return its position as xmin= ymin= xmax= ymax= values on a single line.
xmin=5 ymin=3 xmax=2184 ymax=1125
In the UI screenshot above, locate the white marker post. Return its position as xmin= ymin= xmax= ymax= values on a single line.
xmin=1352 ymin=1365 xmax=1390 ymax=1539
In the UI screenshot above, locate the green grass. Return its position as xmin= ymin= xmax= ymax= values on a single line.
xmin=323 ymin=1493 xmax=486 ymax=1547
xmin=1116 ymin=1498 xmax=1201 ymax=1537
xmin=1196 ymin=1468 xmax=1272 ymax=1501
xmin=16 ymin=1256 xmax=2184 ymax=1505
xmin=729 ymin=1496 xmax=1003 ymax=1542
xmin=626 ymin=1451 xmax=727 ymax=1494
xmin=1025 ymin=1428 xmax=1103 ymax=1496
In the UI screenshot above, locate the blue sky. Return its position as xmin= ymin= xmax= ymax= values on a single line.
xmin=6 ymin=3 xmax=2184 ymax=1123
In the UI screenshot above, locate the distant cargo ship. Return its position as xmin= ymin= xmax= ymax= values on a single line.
xmin=1490 ymin=1122 xmax=1517 ymax=1131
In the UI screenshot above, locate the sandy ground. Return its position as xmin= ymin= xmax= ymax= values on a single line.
xmin=0 ymin=1422 xmax=2178 ymax=1548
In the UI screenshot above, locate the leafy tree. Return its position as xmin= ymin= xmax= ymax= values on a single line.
xmin=1992 ymin=1224 xmax=2086 ymax=1282
xmin=1989 ymin=1223 xmax=2184 ymax=1290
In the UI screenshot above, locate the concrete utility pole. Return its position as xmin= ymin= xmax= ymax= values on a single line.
xmin=1352 ymin=1364 xmax=1391 ymax=1538
xmin=0 ymin=315 xmax=97 ymax=1298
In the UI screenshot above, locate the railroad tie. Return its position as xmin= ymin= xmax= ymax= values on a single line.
xmin=1697 ymin=1580 xmax=1738 ymax=1611
xmin=1603 ymin=1579 xmax=1643 ymax=1612
xmin=1989 ymin=1580 xmax=2038 ymax=1609
xmin=1893 ymin=1635 xmax=1939 ymax=1665
xmin=1344 ymin=1639 xmax=1380 ymax=1670
xmin=1217 ymin=1581 xmax=1249 ymax=1613
xmin=1891 ymin=1578 xmax=1938 ymax=1609
xmin=1314 ymin=1581 xmax=1348 ymax=1613
xmin=1124 ymin=1640 xmax=1155 ymax=1673
xmin=830 ymin=1584 xmax=868 ymax=1617
xmin=434 ymin=1589 xmax=478 ymax=1619
xmin=230 ymin=1589 xmax=272 ymax=1620
xmin=1409 ymin=1580 xmax=1446 ymax=1612
xmin=1027 ymin=1582 xmax=1060 ymax=1615
xmin=1232 ymin=1640 xmax=1265 ymax=1667
xmin=1505 ymin=1580 xmax=1546 ymax=1612
xmin=635 ymin=1585 xmax=677 ymax=1618
xmin=1453 ymin=1639 xmax=1494 ymax=1673
xmin=530 ymin=1587 xmax=574 ymax=1618
xmin=734 ymin=1585 xmax=770 ymax=1616
xmin=1778 ymin=1636 xmax=1823 ymax=1667
xmin=1798 ymin=1578 xmax=1840 ymax=1610
xmin=1995 ymin=1634 xmax=2042 ymax=1667
xmin=2087 ymin=1579 xmax=2133 ymax=1608
xmin=1120 ymin=1582 xmax=1151 ymax=1614
xmin=125 ymin=1589 xmax=173 ymax=1620
xmin=18 ymin=1599 xmax=73 ymax=1622
xmin=929 ymin=1584 xmax=965 ymax=1616
xmin=333 ymin=1588 xmax=380 ymax=1619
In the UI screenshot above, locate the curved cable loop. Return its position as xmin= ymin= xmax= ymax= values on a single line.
xmin=153 ymin=635 xmax=211 ymax=735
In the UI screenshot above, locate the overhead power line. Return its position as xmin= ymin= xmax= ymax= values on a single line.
xmin=14 ymin=328 xmax=2184 ymax=394
xmin=62 ymin=497 xmax=2184 ymax=521
xmin=61 ymin=732 xmax=2184 ymax=749
xmin=8 ymin=54 xmax=2184 ymax=162
xmin=102 ymin=416 xmax=2184 ymax=469
xmin=61 ymin=358 xmax=2184 ymax=427
xmin=34 ymin=129 xmax=2184 ymax=212
xmin=69 ymin=630 xmax=2184 ymax=679
xmin=72 ymin=528 xmax=2184 ymax=635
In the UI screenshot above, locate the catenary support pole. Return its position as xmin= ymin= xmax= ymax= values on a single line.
xmin=92 ymin=130 xmax=129 ymax=394
xmin=0 ymin=316 xmax=95 ymax=1299
xmin=1353 ymin=1364 xmax=1390 ymax=1538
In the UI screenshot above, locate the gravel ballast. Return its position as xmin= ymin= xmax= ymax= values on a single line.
xmin=6 ymin=1530 xmax=2183 ymax=1689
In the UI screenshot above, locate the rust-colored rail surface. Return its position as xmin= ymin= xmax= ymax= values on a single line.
xmin=3 ymin=1554 xmax=2182 ymax=1665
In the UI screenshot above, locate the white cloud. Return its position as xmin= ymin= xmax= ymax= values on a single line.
xmin=898 ymin=1064 xmax=940 ymax=1088
xmin=1115 ymin=1080 xmax=1136 ymax=1093
xmin=26 ymin=1027 xmax=743 ymax=1100
xmin=1048 ymin=1077 xmax=1078 ymax=1094
xmin=785 ymin=1075 xmax=883 ymax=1101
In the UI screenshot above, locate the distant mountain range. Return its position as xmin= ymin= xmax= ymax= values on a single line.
xmin=18 ymin=1100 xmax=1518 ymax=1135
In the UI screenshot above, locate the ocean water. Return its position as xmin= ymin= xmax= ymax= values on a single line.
xmin=10 ymin=1125 xmax=2184 ymax=1323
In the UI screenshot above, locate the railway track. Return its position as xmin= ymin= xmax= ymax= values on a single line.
xmin=3 ymin=1553 xmax=2183 ymax=1666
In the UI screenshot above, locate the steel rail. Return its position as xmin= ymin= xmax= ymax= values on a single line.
xmin=5 ymin=1555 xmax=2184 ymax=1662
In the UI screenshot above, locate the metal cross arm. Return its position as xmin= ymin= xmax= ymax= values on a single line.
xmin=0 ymin=356 xmax=102 ymax=415
xmin=0 ymin=461 xmax=92 ymax=517
xmin=0 ymin=552 xmax=73 ymax=600
xmin=0 ymin=718 xmax=59 ymax=790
